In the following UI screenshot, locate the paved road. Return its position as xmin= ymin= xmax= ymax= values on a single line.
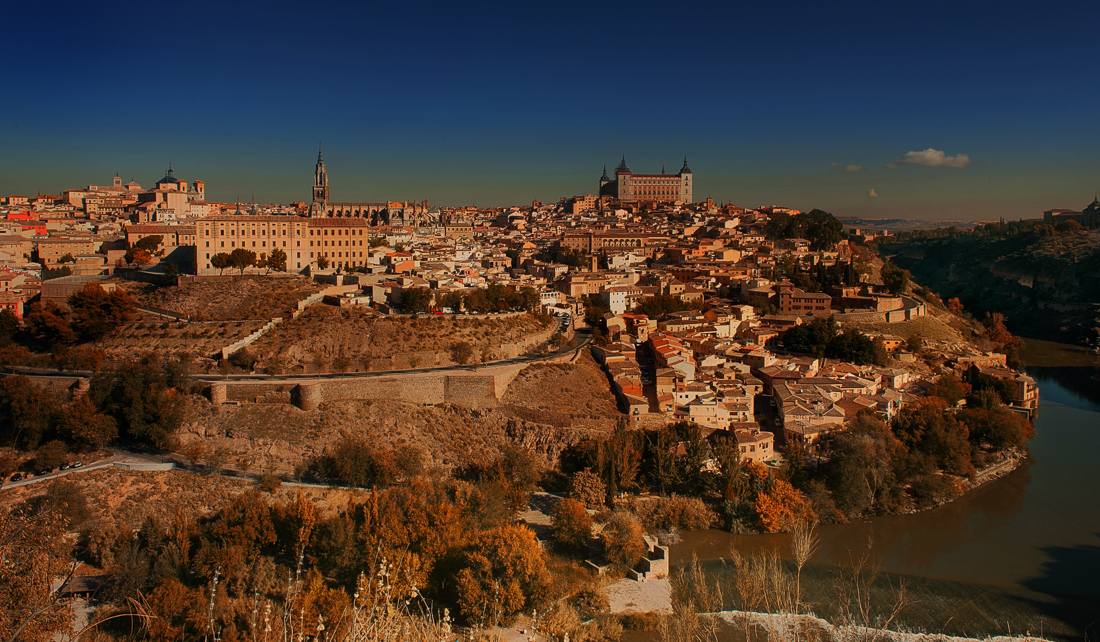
xmin=2 ymin=330 xmax=592 ymax=383
xmin=0 ymin=450 xmax=167 ymax=491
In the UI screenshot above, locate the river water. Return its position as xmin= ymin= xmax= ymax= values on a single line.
xmin=671 ymin=340 xmax=1100 ymax=640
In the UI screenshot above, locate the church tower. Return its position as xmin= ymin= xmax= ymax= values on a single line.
xmin=310 ymin=145 xmax=329 ymax=217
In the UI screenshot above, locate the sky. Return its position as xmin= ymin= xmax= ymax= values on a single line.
xmin=1 ymin=1 xmax=1098 ymax=219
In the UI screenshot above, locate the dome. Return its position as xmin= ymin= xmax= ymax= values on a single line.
xmin=156 ymin=166 xmax=181 ymax=186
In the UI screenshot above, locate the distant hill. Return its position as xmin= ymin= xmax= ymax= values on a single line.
xmin=880 ymin=230 xmax=1100 ymax=347
xmin=838 ymin=217 xmax=986 ymax=232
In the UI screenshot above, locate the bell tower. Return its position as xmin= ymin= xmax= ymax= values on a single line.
xmin=310 ymin=145 xmax=329 ymax=217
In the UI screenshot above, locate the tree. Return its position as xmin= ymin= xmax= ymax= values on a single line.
xmin=124 ymin=248 xmax=153 ymax=266
xmin=632 ymin=294 xmax=700 ymax=320
xmin=827 ymin=414 xmax=903 ymax=517
xmin=880 ymin=261 xmax=910 ymax=295
xmin=451 ymin=341 xmax=474 ymax=365
xmin=550 ymin=497 xmax=592 ymax=553
xmin=0 ymin=309 xmax=20 ymax=346
xmin=34 ymin=440 xmax=69 ymax=470
xmin=88 ymin=356 xmax=183 ymax=450
xmin=401 ymin=287 xmax=432 ymax=313
xmin=133 ymin=235 xmax=163 ymax=254
xmin=22 ymin=301 xmax=75 ymax=347
xmin=925 ymin=373 xmax=970 ymax=405
xmin=316 ymin=254 xmax=330 ymax=269
xmin=643 ymin=427 xmax=680 ymax=494
xmin=0 ymin=502 xmax=77 ymax=642
xmin=0 ymin=376 xmax=60 ymax=449
xmin=57 ymin=396 xmax=118 ymax=449
xmin=598 ymin=421 xmax=641 ymax=505
xmin=228 ymin=248 xmax=256 ymax=275
xmin=753 ymin=477 xmax=816 ymax=533
xmin=601 ymin=511 xmax=646 ymax=570
xmin=267 ymin=247 xmax=287 ymax=272
xmin=454 ymin=524 xmax=551 ymax=624
xmin=67 ymin=282 xmax=135 ymax=342
xmin=210 ymin=252 xmax=231 ymax=275
xmin=227 ymin=347 xmax=257 ymax=371
xmin=568 ymin=469 xmax=606 ymax=508
xmin=329 ymin=433 xmax=398 ymax=488
xmin=160 ymin=262 xmax=179 ymax=286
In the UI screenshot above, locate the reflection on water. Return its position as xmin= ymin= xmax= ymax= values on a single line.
xmin=672 ymin=365 xmax=1100 ymax=640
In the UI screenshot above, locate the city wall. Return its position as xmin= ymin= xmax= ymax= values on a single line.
xmin=210 ymin=365 xmax=524 ymax=410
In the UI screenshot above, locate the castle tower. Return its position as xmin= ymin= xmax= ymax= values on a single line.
xmin=599 ymin=165 xmax=611 ymax=195
xmin=615 ymin=156 xmax=633 ymax=201
xmin=678 ymin=156 xmax=693 ymax=204
xmin=310 ymin=145 xmax=329 ymax=217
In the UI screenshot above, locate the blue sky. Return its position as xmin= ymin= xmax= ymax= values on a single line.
xmin=2 ymin=1 xmax=1098 ymax=218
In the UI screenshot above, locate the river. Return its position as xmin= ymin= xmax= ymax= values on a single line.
xmin=671 ymin=339 xmax=1100 ymax=641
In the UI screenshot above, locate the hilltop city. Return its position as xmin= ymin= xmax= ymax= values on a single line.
xmin=0 ymin=151 xmax=1058 ymax=641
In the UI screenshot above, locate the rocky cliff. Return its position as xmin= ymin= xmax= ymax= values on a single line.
xmin=884 ymin=231 xmax=1100 ymax=346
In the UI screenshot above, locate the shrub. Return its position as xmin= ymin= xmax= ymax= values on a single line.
xmin=633 ymin=495 xmax=717 ymax=530
xmin=34 ymin=440 xmax=69 ymax=470
xmin=259 ymin=473 xmax=282 ymax=493
xmin=550 ymin=497 xmax=593 ymax=553
xmin=228 ymin=348 xmax=257 ymax=371
xmin=601 ymin=511 xmax=646 ymax=570
xmin=568 ymin=469 xmax=606 ymax=508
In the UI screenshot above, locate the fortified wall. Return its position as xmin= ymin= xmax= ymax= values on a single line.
xmin=208 ymin=364 xmax=525 ymax=411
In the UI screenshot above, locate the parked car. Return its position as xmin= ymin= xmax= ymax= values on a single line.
xmin=38 ymin=469 xmax=52 ymax=476
xmin=9 ymin=473 xmax=22 ymax=482
xmin=60 ymin=463 xmax=70 ymax=470
xmin=72 ymin=461 xmax=84 ymax=468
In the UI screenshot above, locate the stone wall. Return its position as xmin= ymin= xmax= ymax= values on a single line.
xmin=211 ymin=364 xmax=527 ymax=411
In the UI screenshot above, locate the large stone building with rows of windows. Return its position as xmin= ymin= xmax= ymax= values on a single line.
xmin=194 ymin=215 xmax=375 ymax=275
xmin=599 ymin=157 xmax=692 ymax=204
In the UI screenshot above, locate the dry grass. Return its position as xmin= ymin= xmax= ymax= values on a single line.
xmin=248 ymin=307 xmax=554 ymax=372
xmin=0 ymin=466 xmax=369 ymax=530
xmin=96 ymin=316 xmax=266 ymax=360
xmin=178 ymin=391 xmax=611 ymax=478
xmin=499 ymin=351 xmax=622 ymax=431
xmin=120 ymin=275 xmax=323 ymax=321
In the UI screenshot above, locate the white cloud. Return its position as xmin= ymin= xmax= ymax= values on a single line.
xmin=868 ymin=188 xmax=878 ymax=199
xmin=831 ymin=162 xmax=865 ymax=173
xmin=891 ymin=148 xmax=971 ymax=168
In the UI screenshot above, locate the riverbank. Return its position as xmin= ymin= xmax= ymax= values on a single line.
xmin=668 ymin=368 xmax=1100 ymax=642
xmin=712 ymin=610 xmax=1053 ymax=642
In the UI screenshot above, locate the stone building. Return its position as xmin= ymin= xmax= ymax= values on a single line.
xmin=196 ymin=215 xmax=310 ymax=274
xmin=599 ymin=156 xmax=693 ymax=204
xmin=1043 ymin=196 xmax=1100 ymax=227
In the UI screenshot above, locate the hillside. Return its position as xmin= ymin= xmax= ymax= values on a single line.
xmin=177 ymin=350 xmax=621 ymax=475
xmin=247 ymin=307 xmax=555 ymax=372
xmin=882 ymin=230 xmax=1100 ymax=346
xmin=120 ymin=275 xmax=323 ymax=321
